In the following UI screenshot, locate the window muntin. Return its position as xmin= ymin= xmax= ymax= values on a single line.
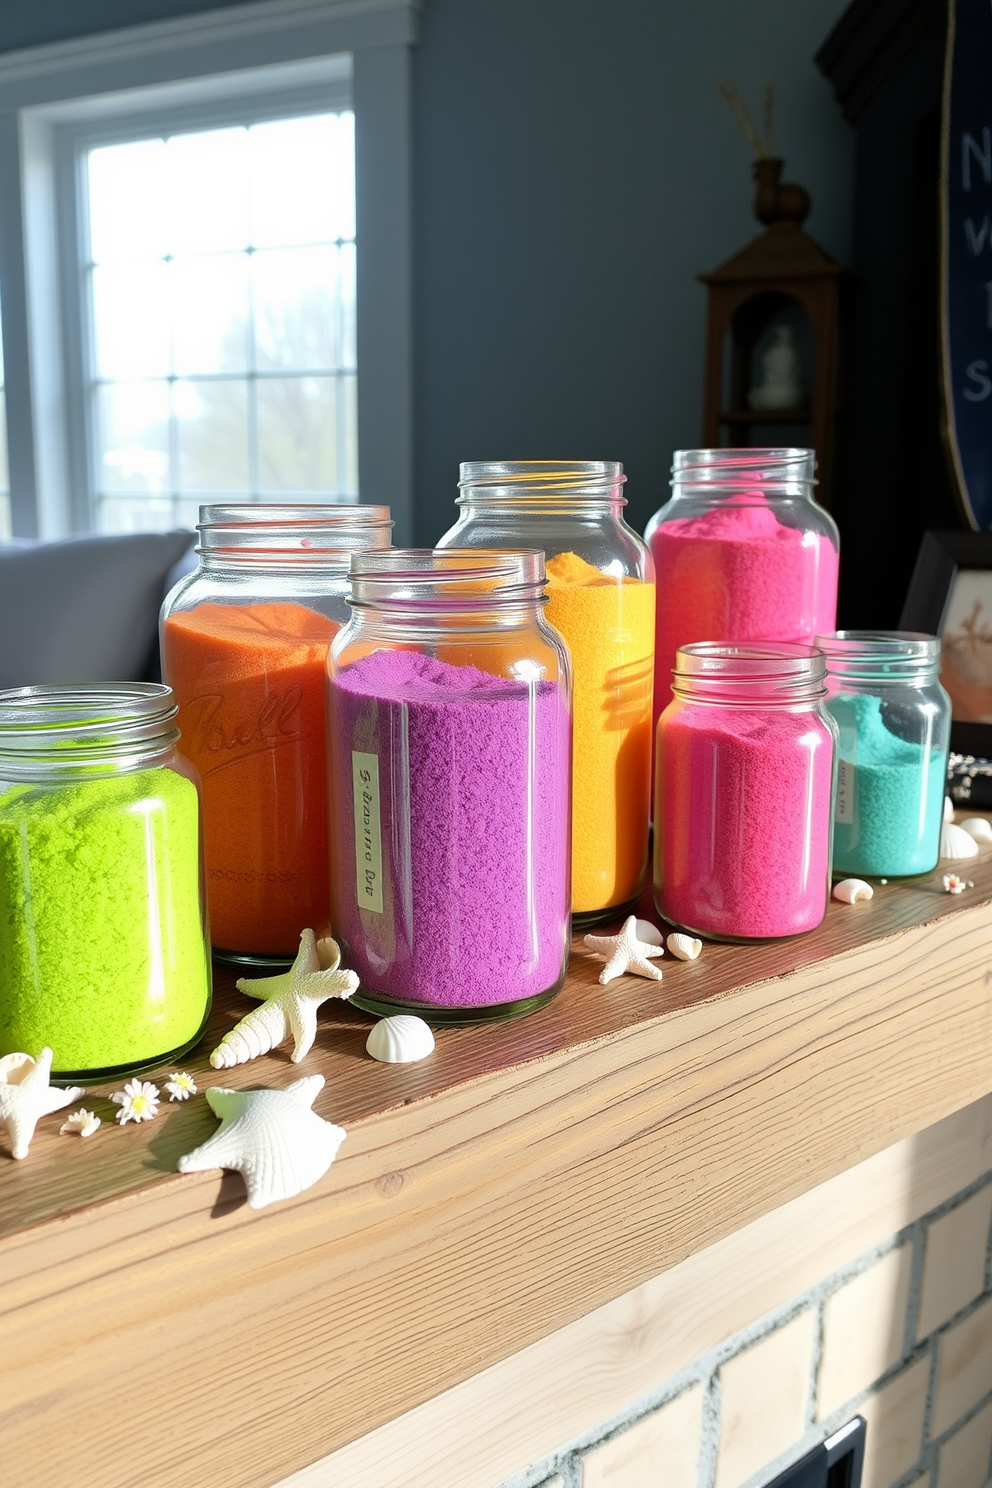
xmin=84 ymin=110 xmax=357 ymax=532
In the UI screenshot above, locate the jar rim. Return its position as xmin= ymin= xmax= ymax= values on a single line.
xmin=672 ymin=641 xmax=826 ymax=701
xmin=0 ymin=682 xmax=179 ymax=762
xmin=196 ymin=503 xmax=393 ymax=567
xmin=815 ymin=629 xmax=941 ymax=677
xmin=457 ymin=461 xmax=626 ymax=506
xmin=671 ymin=447 xmax=817 ymax=492
xmin=348 ymin=548 xmax=547 ymax=609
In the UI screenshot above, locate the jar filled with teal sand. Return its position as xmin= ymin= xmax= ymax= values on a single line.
xmin=815 ymin=632 xmax=951 ymax=878
xmin=0 ymin=684 xmax=211 ymax=1081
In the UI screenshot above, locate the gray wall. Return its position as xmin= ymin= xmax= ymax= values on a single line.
xmin=0 ymin=0 xmax=854 ymax=540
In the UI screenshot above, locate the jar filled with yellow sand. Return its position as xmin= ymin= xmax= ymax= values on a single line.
xmin=437 ymin=462 xmax=654 ymax=922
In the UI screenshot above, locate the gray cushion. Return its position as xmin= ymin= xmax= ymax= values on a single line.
xmin=0 ymin=530 xmax=194 ymax=688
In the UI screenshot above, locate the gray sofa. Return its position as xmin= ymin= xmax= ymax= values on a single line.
xmin=0 ymin=531 xmax=196 ymax=689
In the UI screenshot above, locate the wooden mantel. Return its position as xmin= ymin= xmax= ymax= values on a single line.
xmin=3 ymin=848 xmax=992 ymax=1488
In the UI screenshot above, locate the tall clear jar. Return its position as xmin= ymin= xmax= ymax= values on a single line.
xmin=327 ymin=550 xmax=572 ymax=1023
xmin=437 ymin=461 xmax=654 ymax=923
xmin=160 ymin=504 xmax=392 ymax=966
xmin=655 ymin=643 xmax=837 ymax=940
xmin=0 ymin=684 xmax=211 ymax=1082
xmin=645 ymin=449 xmax=839 ymax=743
xmin=815 ymin=631 xmax=951 ymax=878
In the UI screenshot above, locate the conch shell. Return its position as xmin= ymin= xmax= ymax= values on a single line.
xmin=666 ymin=932 xmax=702 ymax=961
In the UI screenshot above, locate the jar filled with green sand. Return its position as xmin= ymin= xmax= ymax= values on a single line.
xmin=0 ymin=684 xmax=211 ymax=1081
xmin=815 ymin=632 xmax=951 ymax=879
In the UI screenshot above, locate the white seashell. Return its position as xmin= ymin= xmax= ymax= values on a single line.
xmin=211 ymin=928 xmax=359 ymax=1069
xmin=959 ymin=817 xmax=992 ymax=843
xmin=666 ymin=932 xmax=702 ymax=961
xmin=583 ymin=915 xmax=664 ymax=985
xmin=366 ymin=1016 xmax=435 ymax=1064
xmin=634 ymin=919 xmax=665 ymax=947
xmin=940 ymin=821 xmax=981 ymax=860
xmin=832 ymin=878 xmax=874 ymax=904
xmin=0 ymin=1048 xmax=83 ymax=1160
xmin=176 ymin=1075 xmax=345 ymax=1210
xmin=944 ymin=796 xmax=954 ymax=822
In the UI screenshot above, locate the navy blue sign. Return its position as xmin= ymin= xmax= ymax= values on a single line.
xmin=943 ymin=0 xmax=992 ymax=529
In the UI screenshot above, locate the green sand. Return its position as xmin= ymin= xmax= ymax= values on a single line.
xmin=0 ymin=767 xmax=210 ymax=1075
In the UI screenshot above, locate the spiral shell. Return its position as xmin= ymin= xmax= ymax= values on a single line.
xmin=210 ymin=999 xmax=289 ymax=1069
xmin=666 ymin=932 xmax=702 ymax=961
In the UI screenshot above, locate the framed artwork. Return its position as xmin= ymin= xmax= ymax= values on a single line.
xmin=899 ymin=529 xmax=992 ymax=756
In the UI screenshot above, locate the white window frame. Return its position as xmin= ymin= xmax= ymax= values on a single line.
xmin=0 ymin=0 xmax=416 ymax=542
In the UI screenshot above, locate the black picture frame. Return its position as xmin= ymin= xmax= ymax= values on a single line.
xmin=899 ymin=528 xmax=992 ymax=755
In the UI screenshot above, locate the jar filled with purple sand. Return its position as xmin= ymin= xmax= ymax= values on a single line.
xmin=327 ymin=550 xmax=573 ymax=1022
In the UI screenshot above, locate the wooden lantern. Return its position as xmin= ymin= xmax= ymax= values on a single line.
xmin=699 ymin=158 xmax=844 ymax=505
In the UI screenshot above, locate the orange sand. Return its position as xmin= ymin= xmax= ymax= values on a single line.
xmin=162 ymin=601 xmax=338 ymax=956
xmin=545 ymin=552 xmax=654 ymax=914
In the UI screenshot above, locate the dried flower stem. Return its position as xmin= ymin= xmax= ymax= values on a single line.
xmin=718 ymin=80 xmax=775 ymax=159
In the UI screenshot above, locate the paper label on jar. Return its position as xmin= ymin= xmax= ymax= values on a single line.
xmin=836 ymin=758 xmax=855 ymax=824
xmin=352 ymin=751 xmax=383 ymax=913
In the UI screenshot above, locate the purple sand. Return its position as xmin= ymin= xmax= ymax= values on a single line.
xmin=329 ymin=649 xmax=571 ymax=1007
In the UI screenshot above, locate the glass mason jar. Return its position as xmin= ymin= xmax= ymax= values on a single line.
xmin=327 ymin=549 xmax=572 ymax=1023
xmin=655 ymin=643 xmax=837 ymax=940
xmin=160 ymin=504 xmax=392 ymax=966
xmin=437 ymin=461 xmax=654 ymax=923
xmin=645 ymin=449 xmax=839 ymax=745
xmin=815 ymin=631 xmax=951 ymax=878
xmin=0 ymin=684 xmax=211 ymax=1082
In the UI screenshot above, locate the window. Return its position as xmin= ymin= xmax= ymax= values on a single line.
xmin=84 ymin=111 xmax=357 ymax=532
xmin=0 ymin=0 xmax=415 ymax=542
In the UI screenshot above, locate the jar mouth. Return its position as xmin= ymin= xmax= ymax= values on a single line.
xmin=672 ymin=641 xmax=827 ymax=703
xmin=348 ymin=548 xmax=547 ymax=610
xmin=457 ymin=461 xmax=626 ymax=508
xmin=197 ymin=503 xmax=393 ymax=567
xmin=815 ymin=629 xmax=941 ymax=680
xmin=671 ymin=447 xmax=816 ymax=497
xmin=0 ymin=683 xmax=179 ymax=766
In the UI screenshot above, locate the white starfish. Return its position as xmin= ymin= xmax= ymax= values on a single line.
xmin=176 ymin=1075 xmax=346 ymax=1209
xmin=583 ymin=916 xmax=665 ymax=985
xmin=0 ymin=1048 xmax=83 ymax=1160
xmin=210 ymin=928 xmax=359 ymax=1069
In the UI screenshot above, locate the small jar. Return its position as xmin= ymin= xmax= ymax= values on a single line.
xmin=438 ymin=461 xmax=654 ymax=922
xmin=160 ymin=504 xmax=392 ymax=965
xmin=327 ymin=550 xmax=572 ymax=1022
xmin=815 ymin=631 xmax=951 ymax=878
xmin=655 ymin=643 xmax=837 ymax=940
xmin=645 ymin=449 xmax=839 ymax=741
xmin=0 ymin=684 xmax=211 ymax=1082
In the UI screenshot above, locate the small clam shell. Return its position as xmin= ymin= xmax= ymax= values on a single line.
xmin=959 ymin=817 xmax=992 ymax=843
xmin=666 ymin=932 xmax=702 ymax=961
xmin=944 ymin=796 xmax=955 ymax=822
xmin=940 ymin=821 xmax=981 ymax=860
xmin=832 ymin=878 xmax=874 ymax=904
xmin=366 ymin=1016 xmax=435 ymax=1065
xmin=634 ymin=919 xmax=665 ymax=947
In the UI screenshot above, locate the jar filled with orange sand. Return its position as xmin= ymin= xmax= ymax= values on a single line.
xmin=437 ymin=463 xmax=654 ymax=921
xmin=160 ymin=505 xmax=392 ymax=965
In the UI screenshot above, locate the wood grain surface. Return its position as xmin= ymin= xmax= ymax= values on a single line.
xmin=2 ymin=852 xmax=992 ymax=1488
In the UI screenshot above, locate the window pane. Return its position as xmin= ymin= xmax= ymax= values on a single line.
xmin=166 ymin=128 xmax=250 ymax=255
xmin=340 ymin=241 xmax=356 ymax=369
xmin=97 ymin=495 xmax=177 ymax=533
xmin=88 ymin=139 xmax=168 ymax=263
xmin=250 ymin=114 xmax=353 ymax=247
xmin=257 ymin=376 xmax=338 ymax=491
xmin=175 ymin=378 xmax=249 ymax=492
xmin=253 ymin=247 xmax=340 ymax=371
xmin=92 ymin=264 xmax=170 ymax=379
xmin=96 ymin=382 xmax=170 ymax=495
xmin=339 ymin=371 xmax=358 ymax=494
xmin=171 ymin=254 xmax=249 ymax=375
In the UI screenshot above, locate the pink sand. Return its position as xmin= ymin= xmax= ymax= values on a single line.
xmin=655 ymin=702 xmax=834 ymax=938
xmin=648 ymin=500 xmax=839 ymax=735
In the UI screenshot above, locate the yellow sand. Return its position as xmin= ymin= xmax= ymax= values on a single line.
xmin=545 ymin=551 xmax=655 ymax=914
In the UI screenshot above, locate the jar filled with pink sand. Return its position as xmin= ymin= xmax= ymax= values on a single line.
xmin=327 ymin=550 xmax=572 ymax=1023
xmin=655 ymin=643 xmax=837 ymax=940
xmin=645 ymin=449 xmax=839 ymax=743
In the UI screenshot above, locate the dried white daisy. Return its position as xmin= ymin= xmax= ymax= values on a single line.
xmin=164 ymin=1071 xmax=197 ymax=1102
xmin=60 ymin=1108 xmax=101 ymax=1138
xmin=110 ymin=1078 xmax=160 ymax=1125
